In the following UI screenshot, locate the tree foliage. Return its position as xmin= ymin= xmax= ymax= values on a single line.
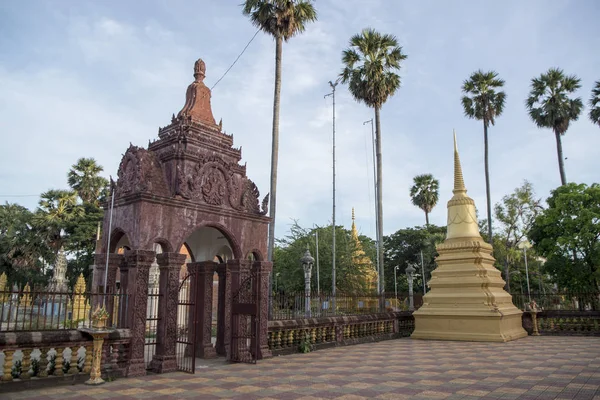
xmin=273 ymin=221 xmax=376 ymax=294
xmin=409 ymin=174 xmax=439 ymax=226
xmin=526 ymin=68 xmax=583 ymax=185
xmin=383 ymin=225 xmax=446 ymax=293
xmin=68 ymin=157 xmax=109 ymax=205
xmin=461 ymin=70 xmax=506 ymax=242
xmin=529 ymin=183 xmax=600 ymax=292
xmin=589 ymin=80 xmax=600 ymax=127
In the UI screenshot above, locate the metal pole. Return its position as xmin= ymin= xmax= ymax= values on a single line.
xmin=524 ymin=247 xmax=531 ymax=303
xmin=325 ymin=80 xmax=338 ymax=311
xmin=420 ymin=250 xmax=426 ymax=294
xmin=315 ymin=229 xmax=320 ymax=295
xmin=364 ymin=118 xmax=379 ymax=294
xmin=103 ymin=179 xmax=116 ymax=307
xmin=394 ymin=267 xmax=397 ymax=300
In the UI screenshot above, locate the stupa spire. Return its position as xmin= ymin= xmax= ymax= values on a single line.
xmin=453 ymin=130 xmax=467 ymax=195
xmin=446 ymin=131 xmax=480 ymax=240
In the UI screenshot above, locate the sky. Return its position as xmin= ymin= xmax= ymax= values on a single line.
xmin=1 ymin=0 xmax=599 ymax=241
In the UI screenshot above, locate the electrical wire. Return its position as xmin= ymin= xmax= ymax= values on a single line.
xmin=210 ymin=30 xmax=260 ymax=91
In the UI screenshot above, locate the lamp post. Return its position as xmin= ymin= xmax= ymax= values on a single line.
xmin=394 ymin=266 xmax=399 ymax=301
xmin=518 ymin=240 xmax=532 ymax=303
xmin=301 ymin=247 xmax=315 ymax=318
xmin=406 ymin=264 xmax=416 ymax=311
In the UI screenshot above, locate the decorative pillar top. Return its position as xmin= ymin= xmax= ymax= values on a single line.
xmin=177 ymin=58 xmax=216 ymax=125
xmin=446 ymin=131 xmax=481 ymax=240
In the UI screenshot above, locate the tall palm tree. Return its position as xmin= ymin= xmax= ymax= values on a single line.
xmin=410 ymin=174 xmax=439 ymax=226
xmin=526 ymin=68 xmax=583 ymax=186
xmin=340 ymin=28 xmax=407 ymax=293
xmin=34 ymin=190 xmax=83 ymax=254
xmin=67 ymin=158 xmax=108 ymax=205
xmin=589 ymin=80 xmax=600 ymax=127
xmin=242 ymin=0 xmax=317 ymax=263
xmin=461 ymin=70 xmax=506 ymax=242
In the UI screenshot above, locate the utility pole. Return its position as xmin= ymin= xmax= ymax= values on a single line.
xmin=325 ymin=80 xmax=338 ymax=310
xmin=315 ymin=227 xmax=320 ymax=295
xmin=363 ymin=118 xmax=380 ymax=294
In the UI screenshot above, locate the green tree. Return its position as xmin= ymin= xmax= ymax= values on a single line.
xmin=493 ymin=181 xmax=544 ymax=292
xmin=526 ymin=68 xmax=583 ymax=186
xmin=461 ymin=70 xmax=506 ymax=242
xmin=340 ymin=28 xmax=407 ymax=293
xmin=589 ymin=80 xmax=600 ymax=127
xmin=34 ymin=190 xmax=83 ymax=255
xmin=242 ymin=0 xmax=317 ymax=262
xmin=67 ymin=158 xmax=109 ymax=205
xmin=529 ymin=183 xmax=600 ymax=293
xmin=410 ymin=174 xmax=439 ymax=226
xmin=383 ymin=225 xmax=446 ymax=293
xmin=273 ymin=221 xmax=376 ymax=295
xmin=0 ymin=203 xmax=51 ymax=286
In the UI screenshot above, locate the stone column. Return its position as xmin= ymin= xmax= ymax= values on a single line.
xmin=123 ymin=250 xmax=155 ymax=377
xmin=93 ymin=254 xmax=123 ymax=324
xmin=215 ymin=263 xmax=230 ymax=357
xmin=189 ymin=261 xmax=217 ymax=359
xmin=253 ymin=261 xmax=273 ymax=360
xmin=151 ymin=252 xmax=186 ymax=373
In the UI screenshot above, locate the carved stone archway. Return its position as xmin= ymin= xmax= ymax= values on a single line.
xmin=93 ymin=58 xmax=271 ymax=376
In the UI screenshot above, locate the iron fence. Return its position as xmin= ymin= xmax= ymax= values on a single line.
xmin=511 ymin=292 xmax=600 ymax=312
xmin=0 ymin=288 xmax=129 ymax=332
xmin=270 ymin=291 xmax=423 ymax=320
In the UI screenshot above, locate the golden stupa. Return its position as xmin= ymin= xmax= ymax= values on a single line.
xmin=350 ymin=208 xmax=378 ymax=293
xmin=411 ymin=132 xmax=527 ymax=342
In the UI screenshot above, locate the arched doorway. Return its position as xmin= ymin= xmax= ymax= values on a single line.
xmin=176 ymin=226 xmax=235 ymax=370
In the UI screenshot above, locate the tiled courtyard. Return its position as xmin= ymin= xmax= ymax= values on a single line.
xmin=3 ymin=336 xmax=600 ymax=400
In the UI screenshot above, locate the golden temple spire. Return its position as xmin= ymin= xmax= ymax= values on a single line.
xmin=351 ymin=207 xmax=359 ymax=241
xmin=446 ymin=131 xmax=480 ymax=240
xmin=453 ymin=130 xmax=467 ymax=196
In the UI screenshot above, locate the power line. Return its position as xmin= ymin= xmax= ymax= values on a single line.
xmin=0 ymin=194 xmax=39 ymax=197
xmin=210 ymin=30 xmax=260 ymax=91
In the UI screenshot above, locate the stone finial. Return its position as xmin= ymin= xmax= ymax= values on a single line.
xmin=194 ymin=58 xmax=206 ymax=82
xmin=352 ymin=207 xmax=355 ymax=221
xmin=177 ymin=58 xmax=216 ymax=125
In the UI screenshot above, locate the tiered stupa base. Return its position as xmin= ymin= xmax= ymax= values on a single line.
xmin=412 ymin=238 xmax=527 ymax=342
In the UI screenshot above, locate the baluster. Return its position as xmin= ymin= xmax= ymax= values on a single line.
xmin=68 ymin=347 xmax=79 ymax=374
xmin=287 ymin=329 xmax=294 ymax=348
xmin=343 ymin=325 xmax=349 ymax=339
xmin=20 ymin=348 xmax=32 ymax=379
xmin=2 ymin=350 xmax=14 ymax=381
xmin=310 ymin=328 xmax=316 ymax=344
xmin=267 ymin=331 xmax=273 ymax=349
xmin=111 ymin=344 xmax=119 ymax=371
xmin=83 ymin=345 xmax=92 ymax=374
xmin=275 ymin=331 xmax=281 ymax=349
xmin=54 ymin=347 xmax=65 ymax=377
xmin=38 ymin=348 xmax=49 ymax=378
xmin=317 ymin=327 xmax=322 ymax=343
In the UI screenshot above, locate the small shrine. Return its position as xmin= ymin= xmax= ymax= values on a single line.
xmin=47 ymin=247 xmax=68 ymax=292
xmin=412 ymin=132 xmax=527 ymax=342
xmin=93 ymin=58 xmax=272 ymax=375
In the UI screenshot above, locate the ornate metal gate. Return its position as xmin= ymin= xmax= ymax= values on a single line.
xmin=230 ymin=271 xmax=260 ymax=364
xmin=176 ymin=269 xmax=197 ymax=373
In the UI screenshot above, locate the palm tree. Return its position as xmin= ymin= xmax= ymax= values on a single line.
xmin=340 ymin=28 xmax=407 ymax=293
xmin=242 ymin=0 xmax=317 ymax=263
xmin=34 ymin=190 xmax=83 ymax=254
xmin=461 ymin=70 xmax=506 ymax=242
xmin=526 ymin=68 xmax=583 ymax=186
xmin=67 ymin=158 xmax=109 ymax=205
xmin=410 ymin=174 xmax=439 ymax=226
xmin=589 ymin=80 xmax=600 ymax=127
